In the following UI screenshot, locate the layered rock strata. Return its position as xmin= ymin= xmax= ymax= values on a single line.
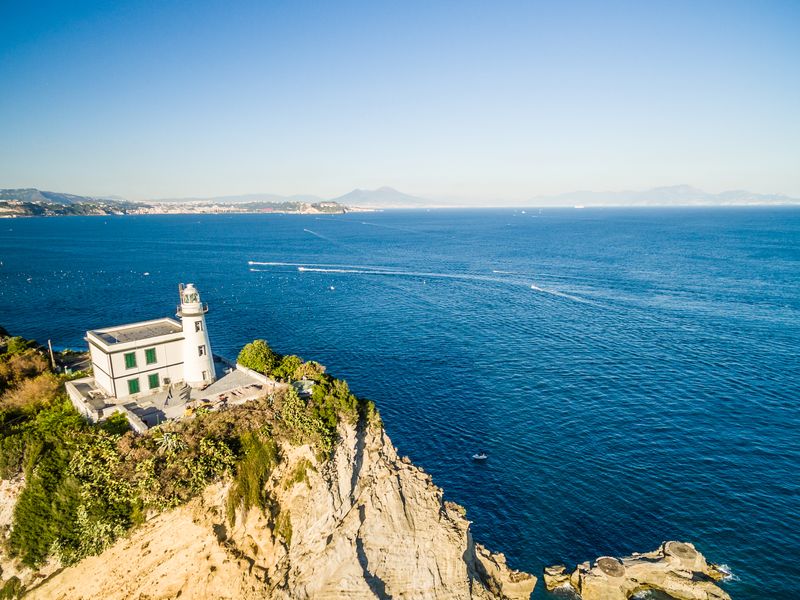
xmin=28 ymin=421 xmax=535 ymax=599
xmin=543 ymin=541 xmax=730 ymax=600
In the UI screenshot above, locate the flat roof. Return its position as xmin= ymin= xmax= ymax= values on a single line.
xmin=89 ymin=318 xmax=183 ymax=346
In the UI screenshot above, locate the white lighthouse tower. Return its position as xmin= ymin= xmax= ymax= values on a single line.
xmin=177 ymin=283 xmax=216 ymax=387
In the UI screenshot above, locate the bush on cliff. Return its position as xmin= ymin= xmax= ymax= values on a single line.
xmin=226 ymin=430 xmax=279 ymax=524
xmin=1 ymin=337 xmax=35 ymax=357
xmin=237 ymin=339 xmax=278 ymax=375
xmin=271 ymin=354 xmax=302 ymax=381
xmin=0 ymin=332 xmax=381 ymax=572
xmin=0 ymin=350 xmax=48 ymax=394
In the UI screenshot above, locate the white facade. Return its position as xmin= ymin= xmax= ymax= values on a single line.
xmin=177 ymin=283 xmax=215 ymax=387
xmin=86 ymin=283 xmax=216 ymax=399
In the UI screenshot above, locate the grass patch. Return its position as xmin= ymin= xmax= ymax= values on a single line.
xmin=274 ymin=509 xmax=292 ymax=546
xmin=226 ymin=431 xmax=279 ymax=525
xmin=283 ymin=458 xmax=315 ymax=490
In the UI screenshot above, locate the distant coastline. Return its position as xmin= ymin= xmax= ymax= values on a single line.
xmin=0 ymin=188 xmax=376 ymax=218
xmin=2 ymin=184 xmax=799 ymax=218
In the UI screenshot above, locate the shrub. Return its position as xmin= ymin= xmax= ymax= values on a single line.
xmin=0 ymin=373 xmax=61 ymax=413
xmin=237 ymin=340 xmax=278 ymax=375
xmin=279 ymin=387 xmax=335 ymax=454
xmin=295 ymin=360 xmax=326 ymax=382
xmin=274 ymin=509 xmax=292 ymax=546
xmin=99 ymin=412 xmax=130 ymax=436
xmin=0 ymin=576 xmax=23 ymax=600
xmin=3 ymin=337 xmax=35 ymax=356
xmin=283 ymin=458 xmax=314 ymax=489
xmin=9 ymin=433 xmax=82 ymax=567
xmin=272 ymin=355 xmax=302 ymax=381
xmin=0 ymin=350 xmax=49 ymax=394
xmin=227 ymin=431 xmax=279 ymax=524
xmin=363 ymin=399 xmax=382 ymax=429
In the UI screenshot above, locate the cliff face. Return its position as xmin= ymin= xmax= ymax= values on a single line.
xmin=28 ymin=421 xmax=535 ymax=600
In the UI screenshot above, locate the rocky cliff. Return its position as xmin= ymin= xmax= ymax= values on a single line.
xmin=543 ymin=541 xmax=731 ymax=600
xmin=25 ymin=421 xmax=535 ymax=600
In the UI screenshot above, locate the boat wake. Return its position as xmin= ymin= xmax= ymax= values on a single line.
xmin=248 ymin=261 xmax=593 ymax=305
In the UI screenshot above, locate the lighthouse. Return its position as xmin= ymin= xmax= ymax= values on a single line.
xmin=177 ymin=283 xmax=216 ymax=387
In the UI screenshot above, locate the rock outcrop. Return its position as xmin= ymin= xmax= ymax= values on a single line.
xmin=28 ymin=421 xmax=535 ymax=599
xmin=543 ymin=541 xmax=730 ymax=600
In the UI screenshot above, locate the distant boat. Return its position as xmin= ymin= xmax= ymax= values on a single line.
xmin=574 ymin=205 xmax=585 ymax=209
xmin=472 ymin=453 xmax=488 ymax=461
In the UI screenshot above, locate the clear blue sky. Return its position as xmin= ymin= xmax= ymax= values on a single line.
xmin=1 ymin=0 xmax=798 ymax=201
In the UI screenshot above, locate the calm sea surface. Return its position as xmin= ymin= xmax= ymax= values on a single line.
xmin=1 ymin=208 xmax=798 ymax=598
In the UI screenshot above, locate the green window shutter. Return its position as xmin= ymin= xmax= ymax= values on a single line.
xmin=148 ymin=373 xmax=160 ymax=389
xmin=127 ymin=378 xmax=140 ymax=395
xmin=124 ymin=352 xmax=137 ymax=369
xmin=145 ymin=348 xmax=157 ymax=364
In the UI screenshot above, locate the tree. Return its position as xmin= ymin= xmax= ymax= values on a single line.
xmin=3 ymin=337 xmax=35 ymax=356
xmin=236 ymin=340 xmax=278 ymax=375
xmin=272 ymin=355 xmax=302 ymax=381
xmin=295 ymin=360 xmax=326 ymax=381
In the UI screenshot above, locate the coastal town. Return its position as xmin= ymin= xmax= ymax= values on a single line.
xmin=0 ymin=188 xmax=375 ymax=218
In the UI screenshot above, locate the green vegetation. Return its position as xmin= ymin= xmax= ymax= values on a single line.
xmin=274 ymin=509 xmax=292 ymax=545
xmin=226 ymin=431 xmax=279 ymax=524
xmin=0 ymin=577 xmax=22 ymax=600
xmin=283 ymin=458 xmax=315 ymax=490
xmin=271 ymin=354 xmax=302 ymax=380
xmin=0 ymin=330 xmax=381 ymax=582
xmin=238 ymin=343 xmax=326 ymax=384
xmin=236 ymin=339 xmax=278 ymax=375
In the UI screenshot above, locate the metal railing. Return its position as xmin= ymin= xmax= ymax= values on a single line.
xmin=176 ymin=302 xmax=208 ymax=316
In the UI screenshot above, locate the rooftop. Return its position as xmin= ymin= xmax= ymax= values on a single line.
xmin=89 ymin=318 xmax=183 ymax=346
xmin=66 ymin=356 xmax=282 ymax=428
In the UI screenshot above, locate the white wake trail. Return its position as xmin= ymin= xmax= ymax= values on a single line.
xmin=249 ymin=262 xmax=593 ymax=305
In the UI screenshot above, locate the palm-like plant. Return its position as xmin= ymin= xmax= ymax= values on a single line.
xmin=154 ymin=430 xmax=186 ymax=455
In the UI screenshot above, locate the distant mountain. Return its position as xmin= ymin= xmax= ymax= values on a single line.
xmin=329 ymin=186 xmax=431 ymax=208
xmin=0 ymin=188 xmax=141 ymax=217
xmin=528 ymin=185 xmax=799 ymax=207
xmin=0 ymin=188 xmax=103 ymax=205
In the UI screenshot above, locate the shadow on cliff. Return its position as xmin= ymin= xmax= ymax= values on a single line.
xmin=349 ymin=418 xmax=368 ymax=505
xmin=356 ymin=504 xmax=392 ymax=599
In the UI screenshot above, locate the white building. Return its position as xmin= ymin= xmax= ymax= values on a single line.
xmin=86 ymin=283 xmax=216 ymax=400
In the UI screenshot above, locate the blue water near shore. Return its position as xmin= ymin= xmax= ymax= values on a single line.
xmin=1 ymin=208 xmax=798 ymax=598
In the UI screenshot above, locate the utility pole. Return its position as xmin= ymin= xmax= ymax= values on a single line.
xmin=47 ymin=339 xmax=57 ymax=370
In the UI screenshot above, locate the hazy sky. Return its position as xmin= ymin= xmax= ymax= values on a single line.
xmin=1 ymin=0 xmax=799 ymax=201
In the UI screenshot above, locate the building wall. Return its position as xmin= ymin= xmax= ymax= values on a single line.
xmin=89 ymin=344 xmax=115 ymax=396
xmin=181 ymin=316 xmax=215 ymax=385
xmin=113 ymin=363 xmax=185 ymax=399
xmin=91 ymin=337 xmax=186 ymax=399
xmin=108 ymin=338 xmax=183 ymax=377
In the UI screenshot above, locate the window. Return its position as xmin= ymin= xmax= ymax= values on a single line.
xmin=124 ymin=352 xmax=137 ymax=369
xmin=127 ymin=378 xmax=140 ymax=395
xmin=148 ymin=373 xmax=160 ymax=389
xmin=202 ymin=370 xmax=208 ymax=381
xmin=145 ymin=347 xmax=157 ymax=365
xmin=195 ymin=320 xmax=203 ymax=332
xmin=198 ymin=345 xmax=207 ymax=356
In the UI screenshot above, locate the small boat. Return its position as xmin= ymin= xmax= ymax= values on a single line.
xmin=472 ymin=453 xmax=488 ymax=461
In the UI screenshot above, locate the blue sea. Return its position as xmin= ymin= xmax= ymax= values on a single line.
xmin=1 ymin=208 xmax=798 ymax=598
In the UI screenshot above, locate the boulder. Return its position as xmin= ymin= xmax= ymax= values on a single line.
xmin=542 ymin=564 xmax=570 ymax=591
xmin=544 ymin=541 xmax=730 ymax=600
